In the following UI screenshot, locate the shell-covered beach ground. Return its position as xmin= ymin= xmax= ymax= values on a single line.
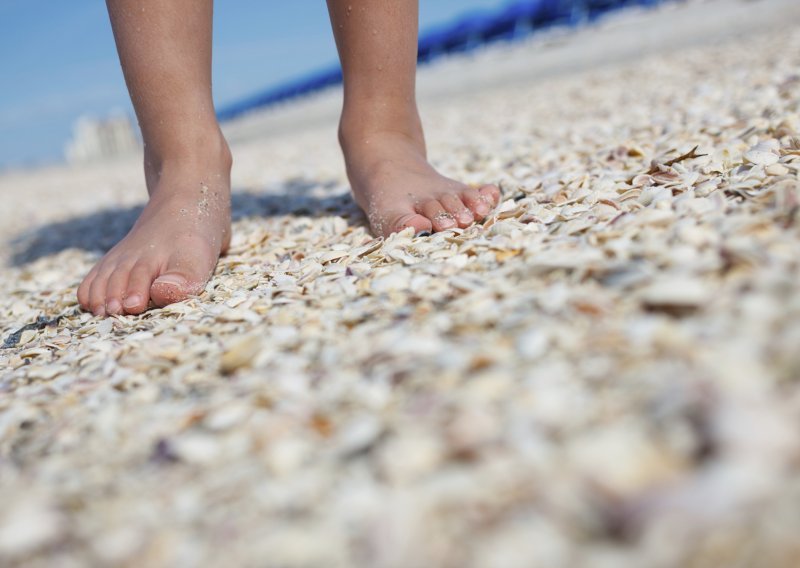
xmin=2 ymin=2 xmax=800 ymax=567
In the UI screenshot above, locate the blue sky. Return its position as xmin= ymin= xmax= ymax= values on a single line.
xmin=0 ymin=0 xmax=506 ymax=170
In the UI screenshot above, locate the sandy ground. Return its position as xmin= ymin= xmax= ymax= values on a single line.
xmin=2 ymin=0 xmax=800 ymax=566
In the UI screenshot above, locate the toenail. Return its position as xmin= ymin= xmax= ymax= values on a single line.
xmin=123 ymin=294 xmax=143 ymax=309
xmin=93 ymin=305 xmax=106 ymax=317
xmin=155 ymin=275 xmax=186 ymax=287
xmin=106 ymin=299 xmax=121 ymax=314
xmin=433 ymin=212 xmax=456 ymax=227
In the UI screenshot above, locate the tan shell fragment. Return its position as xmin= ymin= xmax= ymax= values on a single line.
xmin=319 ymin=250 xmax=349 ymax=264
xmin=765 ymin=163 xmax=789 ymax=176
xmin=16 ymin=329 xmax=38 ymax=346
xmin=219 ymin=334 xmax=263 ymax=374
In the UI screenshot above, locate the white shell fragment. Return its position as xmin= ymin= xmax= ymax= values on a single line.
xmin=0 ymin=497 xmax=65 ymax=557
xmin=639 ymin=277 xmax=712 ymax=309
xmin=744 ymin=142 xmax=780 ymax=166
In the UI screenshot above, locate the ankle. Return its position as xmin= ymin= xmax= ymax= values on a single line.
xmin=144 ymin=127 xmax=232 ymax=182
xmin=339 ymin=98 xmax=424 ymax=151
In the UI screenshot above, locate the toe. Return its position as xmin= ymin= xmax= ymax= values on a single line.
xmin=419 ymin=199 xmax=458 ymax=232
xmin=150 ymin=274 xmax=194 ymax=308
xmin=77 ymin=265 xmax=100 ymax=312
xmin=149 ymin=248 xmax=213 ymax=308
xmin=148 ymin=235 xmax=221 ymax=308
xmin=461 ymin=188 xmax=491 ymax=220
xmin=88 ymin=266 xmax=113 ymax=317
xmin=479 ymin=184 xmax=502 ymax=207
xmin=104 ymin=264 xmax=132 ymax=316
xmin=440 ymin=194 xmax=475 ymax=228
xmin=381 ymin=211 xmax=433 ymax=237
xmin=123 ymin=261 xmax=158 ymax=315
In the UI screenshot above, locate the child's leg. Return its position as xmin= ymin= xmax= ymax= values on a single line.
xmin=77 ymin=0 xmax=231 ymax=317
xmin=326 ymin=0 xmax=500 ymax=236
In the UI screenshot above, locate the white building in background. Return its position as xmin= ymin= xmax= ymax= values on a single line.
xmin=65 ymin=114 xmax=140 ymax=164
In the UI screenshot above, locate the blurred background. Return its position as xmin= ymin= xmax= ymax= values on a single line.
xmin=0 ymin=0 xmax=512 ymax=170
xmin=0 ymin=0 xmax=667 ymax=171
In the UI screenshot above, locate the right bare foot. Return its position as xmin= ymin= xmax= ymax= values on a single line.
xmin=77 ymin=139 xmax=232 ymax=317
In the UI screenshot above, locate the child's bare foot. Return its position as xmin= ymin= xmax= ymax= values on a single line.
xmin=77 ymin=140 xmax=232 ymax=317
xmin=340 ymin=112 xmax=500 ymax=237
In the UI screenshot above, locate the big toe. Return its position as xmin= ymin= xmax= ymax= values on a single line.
xmin=150 ymin=273 xmax=204 ymax=308
xmin=479 ymin=184 xmax=502 ymax=207
xmin=374 ymin=211 xmax=433 ymax=238
xmin=149 ymin=239 xmax=218 ymax=307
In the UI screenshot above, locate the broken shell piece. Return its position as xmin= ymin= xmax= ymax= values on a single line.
xmin=744 ymin=143 xmax=779 ymax=166
xmin=370 ymin=271 xmax=411 ymax=294
xmin=765 ymin=163 xmax=789 ymax=176
xmin=171 ymin=434 xmax=221 ymax=465
xmin=0 ymin=497 xmax=65 ymax=557
xmin=319 ymin=250 xmax=349 ymax=264
xmin=219 ymin=334 xmax=263 ymax=374
xmin=336 ymin=416 xmax=383 ymax=458
xmin=96 ymin=318 xmax=114 ymax=336
xmin=639 ymin=277 xmax=712 ymax=311
xmin=17 ymin=329 xmax=38 ymax=346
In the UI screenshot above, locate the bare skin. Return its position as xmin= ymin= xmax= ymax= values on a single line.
xmin=79 ymin=0 xmax=499 ymax=317
xmin=328 ymin=0 xmax=500 ymax=236
xmin=78 ymin=0 xmax=231 ymax=317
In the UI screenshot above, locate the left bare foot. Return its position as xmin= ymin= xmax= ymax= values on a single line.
xmin=339 ymin=114 xmax=500 ymax=237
